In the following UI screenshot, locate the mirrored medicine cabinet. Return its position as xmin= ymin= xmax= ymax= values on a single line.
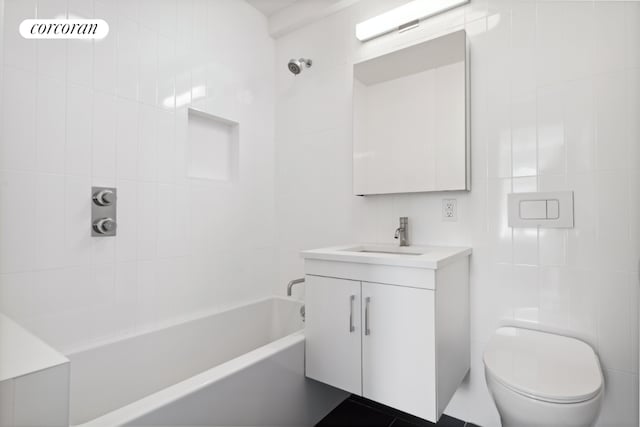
xmin=353 ymin=29 xmax=470 ymax=196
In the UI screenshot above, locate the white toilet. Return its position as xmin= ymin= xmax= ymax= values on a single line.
xmin=484 ymin=327 xmax=604 ymax=427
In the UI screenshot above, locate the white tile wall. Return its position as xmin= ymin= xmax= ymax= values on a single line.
xmin=0 ymin=0 xmax=277 ymax=354
xmin=275 ymin=1 xmax=640 ymax=425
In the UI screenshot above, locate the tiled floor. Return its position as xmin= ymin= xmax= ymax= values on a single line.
xmin=316 ymin=395 xmax=481 ymax=427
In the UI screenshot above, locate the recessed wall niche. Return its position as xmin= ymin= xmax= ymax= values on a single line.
xmin=187 ymin=108 xmax=239 ymax=181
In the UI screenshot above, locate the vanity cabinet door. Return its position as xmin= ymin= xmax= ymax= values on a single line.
xmin=361 ymin=282 xmax=437 ymax=421
xmin=305 ymin=275 xmax=362 ymax=395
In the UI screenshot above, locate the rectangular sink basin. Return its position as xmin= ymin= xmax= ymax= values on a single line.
xmin=339 ymin=245 xmax=427 ymax=256
xmin=358 ymin=250 xmax=422 ymax=256
xmin=302 ymin=244 xmax=472 ymax=270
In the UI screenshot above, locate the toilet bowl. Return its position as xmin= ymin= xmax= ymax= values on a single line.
xmin=484 ymin=327 xmax=603 ymax=427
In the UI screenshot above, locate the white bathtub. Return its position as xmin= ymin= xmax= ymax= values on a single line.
xmin=68 ymin=297 xmax=347 ymax=427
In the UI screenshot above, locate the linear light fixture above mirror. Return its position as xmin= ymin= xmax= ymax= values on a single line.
xmin=355 ymin=0 xmax=470 ymax=42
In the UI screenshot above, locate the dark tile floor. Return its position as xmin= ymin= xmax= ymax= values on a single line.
xmin=316 ymin=395 xmax=481 ymax=427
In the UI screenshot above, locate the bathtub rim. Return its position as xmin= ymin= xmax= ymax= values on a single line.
xmin=67 ymin=295 xmax=302 ymax=355
xmin=71 ymin=296 xmax=304 ymax=427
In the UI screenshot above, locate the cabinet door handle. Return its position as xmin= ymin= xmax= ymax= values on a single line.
xmin=349 ymin=295 xmax=355 ymax=333
xmin=364 ymin=297 xmax=371 ymax=336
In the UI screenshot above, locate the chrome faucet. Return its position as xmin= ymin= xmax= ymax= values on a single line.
xmin=394 ymin=217 xmax=409 ymax=246
xmin=286 ymin=278 xmax=306 ymax=322
xmin=287 ymin=278 xmax=305 ymax=296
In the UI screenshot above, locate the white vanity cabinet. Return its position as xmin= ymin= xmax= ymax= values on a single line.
xmin=302 ymin=244 xmax=471 ymax=422
xmin=305 ymin=276 xmax=362 ymax=395
xmin=361 ymin=281 xmax=436 ymax=418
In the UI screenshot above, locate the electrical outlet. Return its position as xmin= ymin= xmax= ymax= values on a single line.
xmin=443 ymin=199 xmax=457 ymax=221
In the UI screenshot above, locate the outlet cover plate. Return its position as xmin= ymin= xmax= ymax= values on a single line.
xmin=443 ymin=199 xmax=457 ymax=221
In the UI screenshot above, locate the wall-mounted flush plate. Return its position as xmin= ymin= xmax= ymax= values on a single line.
xmin=91 ymin=187 xmax=117 ymax=236
xmin=443 ymin=199 xmax=457 ymax=221
xmin=508 ymin=191 xmax=573 ymax=228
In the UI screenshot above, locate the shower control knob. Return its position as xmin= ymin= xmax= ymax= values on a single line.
xmin=93 ymin=218 xmax=117 ymax=235
xmin=93 ymin=189 xmax=116 ymax=206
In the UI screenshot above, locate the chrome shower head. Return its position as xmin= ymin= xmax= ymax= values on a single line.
xmin=288 ymin=58 xmax=312 ymax=75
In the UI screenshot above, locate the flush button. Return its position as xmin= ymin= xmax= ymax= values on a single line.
xmin=519 ymin=200 xmax=547 ymax=219
xmin=547 ymin=199 xmax=560 ymax=219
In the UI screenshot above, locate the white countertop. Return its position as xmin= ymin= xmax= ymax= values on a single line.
xmin=0 ymin=313 xmax=68 ymax=382
xmin=301 ymin=243 xmax=472 ymax=269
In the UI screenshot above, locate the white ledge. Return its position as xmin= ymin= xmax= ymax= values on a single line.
xmin=0 ymin=313 xmax=68 ymax=382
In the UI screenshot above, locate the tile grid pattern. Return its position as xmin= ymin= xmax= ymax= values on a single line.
xmin=274 ymin=1 xmax=640 ymax=426
xmin=0 ymin=0 xmax=277 ymax=354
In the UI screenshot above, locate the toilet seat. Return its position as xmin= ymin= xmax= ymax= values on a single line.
xmin=483 ymin=327 xmax=603 ymax=404
xmin=485 ymin=369 xmax=602 ymax=405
